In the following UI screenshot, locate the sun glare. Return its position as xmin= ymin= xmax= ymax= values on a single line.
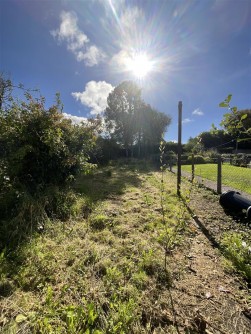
xmin=126 ymin=53 xmax=153 ymax=79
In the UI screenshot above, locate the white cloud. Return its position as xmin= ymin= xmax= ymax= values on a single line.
xmin=72 ymin=81 xmax=114 ymax=115
xmin=192 ymin=108 xmax=204 ymax=116
xmin=77 ymin=45 xmax=106 ymax=67
xmin=51 ymin=11 xmax=105 ymax=66
xmin=111 ymin=49 xmax=131 ymax=69
xmin=51 ymin=11 xmax=88 ymax=50
xmin=99 ymin=1 xmax=142 ymax=34
xmin=120 ymin=6 xmax=143 ymax=30
xmin=182 ymin=118 xmax=193 ymax=124
xmin=63 ymin=112 xmax=88 ymax=124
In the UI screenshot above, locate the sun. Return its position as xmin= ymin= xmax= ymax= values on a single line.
xmin=126 ymin=53 xmax=153 ymax=79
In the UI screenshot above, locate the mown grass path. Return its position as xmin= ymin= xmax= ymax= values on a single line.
xmin=1 ymin=161 xmax=251 ymax=333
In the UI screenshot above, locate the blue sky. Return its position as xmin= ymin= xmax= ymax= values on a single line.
xmin=1 ymin=0 xmax=251 ymax=143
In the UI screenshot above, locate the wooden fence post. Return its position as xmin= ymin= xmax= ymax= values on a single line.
xmin=191 ymin=153 xmax=194 ymax=182
xmin=217 ymin=155 xmax=222 ymax=194
xmin=177 ymin=101 xmax=182 ymax=196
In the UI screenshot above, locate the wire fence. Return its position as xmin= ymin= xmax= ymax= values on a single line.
xmin=168 ymin=153 xmax=251 ymax=198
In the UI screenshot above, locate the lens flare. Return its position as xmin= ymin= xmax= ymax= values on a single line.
xmin=126 ymin=53 xmax=153 ymax=79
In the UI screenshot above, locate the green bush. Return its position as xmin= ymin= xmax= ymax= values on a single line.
xmin=0 ymin=91 xmax=97 ymax=247
xmin=0 ymin=96 xmax=96 ymax=196
xmin=204 ymin=156 xmax=213 ymax=163
xmin=232 ymin=154 xmax=248 ymax=167
xmin=187 ymin=155 xmax=206 ymax=164
xmin=222 ymin=232 xmax=251 ymax=282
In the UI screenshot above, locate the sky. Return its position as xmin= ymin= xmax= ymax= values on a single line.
xmin=1 ymin=0 xmax=251 ymax=143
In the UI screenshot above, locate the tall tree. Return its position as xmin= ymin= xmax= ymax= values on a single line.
xmin=104 ymin=81 xmax=142 ymax=157
xmin=198 ymin=130 xmax=234 ymax=152
xmin=139 ymin=103 xmax=171 ymax=156
xmin=104 ymin=81 xmax=171 ymax=157
xmin=0 ymin=73 xmax=13 ymax=110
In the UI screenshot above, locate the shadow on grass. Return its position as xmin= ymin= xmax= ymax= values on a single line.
xmin=74 ymin=158 xmax=158 ymax=203
xmin=180 ymin=195 xmax=222 ymax=250
xmin=0 ymin=159 xmax=158 ymax=297
xmin=180 ymin=195 xmax=251 ymax=287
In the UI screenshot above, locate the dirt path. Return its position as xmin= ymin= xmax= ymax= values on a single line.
xmin=171 ymin=218 xmax=251 ymax=333
xmin=168 ymin=175 xmax=251 ymax=333
xmin=103 ymin=170 xmax=251 ymax=333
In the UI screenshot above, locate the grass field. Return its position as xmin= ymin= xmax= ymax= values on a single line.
xmin=182 ymin=164 xmax=251 ymax=194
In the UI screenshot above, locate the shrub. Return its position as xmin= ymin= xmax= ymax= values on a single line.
xmin=0 ymin=91 xmax=97 ymax=247
xmin=222 ymin=232 xmax=251 ymax=282
xmin=187 ymin=155 xmax=206 ymax=164
xmin=204 ymin=156 xmax=213 ymax=163
xmin=232 ymin=154 xmax=248 ymax=167
xmin=0 ymin=96 xmax=96 ymax=195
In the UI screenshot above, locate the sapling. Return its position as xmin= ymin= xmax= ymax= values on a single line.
xmin=159 ymin=139 xmax=192 ymax=269
xmin=159 ymin=140 xmax=169 ymax=271
xmin=159 ymin=139 xmax=182 ymax=332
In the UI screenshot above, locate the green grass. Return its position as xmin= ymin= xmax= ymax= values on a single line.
xmin=1 ymin=160 xmax=251 ymax=333
xmin=221 ymin=232 xmax=251 ymax=282
xmin=0 ymin=160 xmax=189 ymax=333
xmin=182 ymin=164 xmax=251 ymax=194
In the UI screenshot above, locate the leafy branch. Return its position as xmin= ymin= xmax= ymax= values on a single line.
xmin=219 ymin=95 xmax=251 ymax=147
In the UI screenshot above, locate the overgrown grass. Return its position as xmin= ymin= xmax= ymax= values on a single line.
xmin=182 ymin=164 xmax=251 ymax=194
xmin=1 ymin=160 xmax=250 ymax=333
xmin=0 ymin=160 xmax=190 ymax=333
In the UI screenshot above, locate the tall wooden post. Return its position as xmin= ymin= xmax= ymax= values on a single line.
xmin=217 ymin=155 xmax=222 ymax=194
xmin=177 ymin=101 xmax=182 ymax=196
xmin=191 ymin=153 xmax=195 ymax=182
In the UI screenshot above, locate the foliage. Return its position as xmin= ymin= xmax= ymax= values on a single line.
xmin=164 ymin=150 xmax=177 ymax=167
xmin=136 ymin=103 xmax=171 ymax=156
xmin=0 ymin=93 xmax=96 ymax=195
xmin=222 ymin=232 xmax=251 ymax=282
xmin=0 ymin=73 xmax=13 ymax=109
xmin=183 ymin=94 xmax=251 ymax=154
xmin=185 ymin=130 xmax=237 ymax=154
xmin=231 ymin=153 xmax=249 ymax=167
xmin=219 ymin=94 xmax=251 ymax=150
xmin=198 ymin=130 xmax=234 ymax=152
xmin=105 ymin=81 xmax=142 ymax=156
xmin=90 ymin=137 xmax=123 ymax=165
xmin=164 ymin=141 xmax=179 ymax=154
xmin=187 ymin=155 xmax=206 ymax=164
xmin=104 ymin=81 xmax=171 ymax=157
xmin=0 ymin=83 xmax=98 ymax=246
xmin=159 ymin=140 xmax=188 ymax=276
xmin=183 ymin=136 xmax=204 ymax=154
